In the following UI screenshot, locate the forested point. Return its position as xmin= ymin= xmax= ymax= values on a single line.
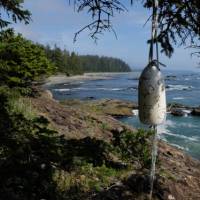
xmin=79 ymin=55 xmax=131 ymax=73
xmin=42 ymin=45 xmax=132 ymax=75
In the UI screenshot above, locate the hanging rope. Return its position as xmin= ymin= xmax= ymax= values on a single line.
xmin=149 ymin=1 xmax=159 ymax=199
xmin=148 ymin=0 xmax=159 ymax=68
xmin=149 ymin=125 xmax=158 ymax=200
xmin=139 ymin=0 xmax=167 ymax=198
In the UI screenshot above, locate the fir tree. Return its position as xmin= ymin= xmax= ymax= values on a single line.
xmin=0 ymin=29 xmax=54 ymax=93
xmin=0 ymin=0 xmax=31 ymax=29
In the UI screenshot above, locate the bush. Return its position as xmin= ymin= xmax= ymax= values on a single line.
xmin=0 ymin=88 xmax=66 ymax=200
xmin=112 ymin=129 xmax=154 ymax=168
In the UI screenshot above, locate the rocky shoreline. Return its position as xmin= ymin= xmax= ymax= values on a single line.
xmin=27 ymin=89 xmax=200 ymax=200
xmin=167 ymin=103 xmax=200 ymax=116
xmin=61 ymin=97 xmax=200 ymax=118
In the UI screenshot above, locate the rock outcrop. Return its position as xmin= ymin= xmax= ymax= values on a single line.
xmin=29 ymin=90 xmax=200 ymax=200
xmin=31 ymin=93 xmax=135 ymax=141
xmin=191 ymin=108 xmax=200 ymax=116
xmin=60 ymin=98 xmax=138 ymax=117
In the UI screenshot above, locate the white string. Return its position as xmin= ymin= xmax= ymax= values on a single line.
xmin=149 ymin=125 xmax=158 ymax=200
xmin=148 ymin=0 xmax=159 ymax=65
xmin=148 ymin=1 xmax=159 ymax=199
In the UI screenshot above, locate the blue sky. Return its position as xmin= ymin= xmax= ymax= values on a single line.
xmin=11 ymin=0 xmax=200 ymax=71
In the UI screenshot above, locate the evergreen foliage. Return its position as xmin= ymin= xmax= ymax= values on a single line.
xmin=0 ymin=29 xmax=55 ymax=93
xmin=42 ymin=45 xmax=131 ymax=75
xmin=42 ymin=44 xmax=82 ymax=75
xmin=79 ymin=55 xmax=131 ymax=72
xmin=0 ymin=0 xmax=31 ymax=28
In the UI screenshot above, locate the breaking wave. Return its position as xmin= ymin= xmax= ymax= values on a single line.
xmin=163 ymin=132 xmax=199 ymax=142
xmin=172 ymin=97 xmax=185 ymax=100
xmin=53 ymin=88 xmax=71 ymax=92
xmin=158 ymin=119 xmax=199 ymax=142
xmin=166 ymin=84 xmax=193 ymax=91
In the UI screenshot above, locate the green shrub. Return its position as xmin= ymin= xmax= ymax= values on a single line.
xmin=0 ymin=88 xmax=66 ymax=200
xmin=112 ymin=129 xmax=154 ymax=168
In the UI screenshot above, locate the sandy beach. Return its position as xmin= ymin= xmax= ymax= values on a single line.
xmin=43 ymin=72 xmax=130 ymax=86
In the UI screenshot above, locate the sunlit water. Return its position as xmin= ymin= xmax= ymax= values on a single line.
xmin=46 ymin=70 xmax=200 ymax=160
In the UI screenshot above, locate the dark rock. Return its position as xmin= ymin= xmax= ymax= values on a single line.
xmin=168 ymin=103 xmax=189 ymax=109
xmin=167 ymin=75 xmax=176 ymax=78
xmin=167 ymin=151 xmax=173 ymax=157
xmin=165 ymin=75 xmax=177 ymax=80
xmin=191 ymin=108 xmax=200 ymax=116
xmin=171 ymin=109 xmax=185 ymax=116
xmin=84 ymin=96 xmax=95 ymax=100
xmin=116 ymin=127 xmax=124 ymax=133
xmin=126 ymin=173 xmax=150 ymax=193
xmin=127 ymin=78 xmax=139 ymax=80
xmin=106 ymin=160 xmax=128 ymax=169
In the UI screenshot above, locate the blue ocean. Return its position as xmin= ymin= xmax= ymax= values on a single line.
xmin=47 ymin=70 xmax=200 ymax=160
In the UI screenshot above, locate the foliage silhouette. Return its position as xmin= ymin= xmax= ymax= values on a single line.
xmin=72 ymin=0 xmax=200 ymax=58
xmin=0 ymin=0 xmax=31 ymax=29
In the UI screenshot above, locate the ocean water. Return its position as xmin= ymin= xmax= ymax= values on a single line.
xmin=46 ymin=70 xmax=200 ymax=160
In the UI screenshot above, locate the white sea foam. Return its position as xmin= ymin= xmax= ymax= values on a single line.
xmin=170 ymin=143 xmax=189 ymax=151
xmin=96 ymin=87 xmax=123 ymax=91
xmin=164 ymin=132 xmax=199 ymax=142
xmin=182 ymin=109 xmax=192 ymax=114
xmin=172 ymin=97 xmax=185 ymax=100
xmin=157 ymin=119 xmax=199 ymax=142
xmin=109 ymin=88 xmax=122 ymax=91
xmin=158 ymin=122 xmax=176 ymax=146
xmin=132 ymin=109 xmax=138 ymax=116
xmin=157 ymin=120 xmax=175 ymax=136
xmin=73 ymin=87 xmax=88 ymax=90
xmin=178 ymin=109 xmax=192 ymax=117
xmin=166 ymin=84 xmax=193 ymax=91
xmin=55 ymin=87 xmax=129 ymax=92
xmin=179 ymin=122 xmax=198 ymax=128
xmin=71 ymin=87 xmax=124 ymax=91
xmin=53 ymin=88 xmax=71 ymax=92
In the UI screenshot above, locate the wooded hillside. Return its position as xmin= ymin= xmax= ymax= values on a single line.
xmin=42 ymin=45 xmax=132 ymax=75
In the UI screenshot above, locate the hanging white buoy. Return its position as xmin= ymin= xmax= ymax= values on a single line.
xmin=138 ymin=62 xmax=166 ymax=125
